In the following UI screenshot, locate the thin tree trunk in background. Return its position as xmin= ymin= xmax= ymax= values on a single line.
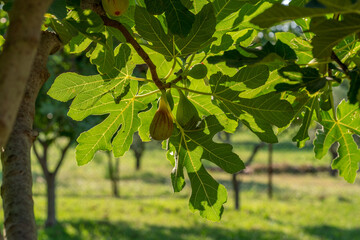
xmin=329 ymin=143 xmax=338 ymax=177
xmin=1 ymin=32 xmax=61 ymax=240
xmin=268 ymin=144 xmax=273 ymax=199
xmin=34 ymin=138 xmax=71 ymax=228
xmin=232 ymin=173 xmax=240 ymax=210
xmin=113 ymin=158 xmax=120 ymax=197
xmin=135 ymin=153 xmax=141 ymax=171
xmin=45 ymin=174 xmax=56 ymax=227
xmin=0 ymin=0 xmax=54 ymax=148
xmin=233 ymin=142 xmax=264 ymax=210
xmin=107 ymin=153 xmax=120 ymax=197
xmin=131 ymin=132 xmax=144 ymax=171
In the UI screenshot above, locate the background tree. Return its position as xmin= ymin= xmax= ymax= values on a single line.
xmin=106 ymin=152 xmax=120 ymax=197
xmin=131 ymin=132 xmax=145 ymax=171
xmin=32 ymin=51 xmax=100 ymax=227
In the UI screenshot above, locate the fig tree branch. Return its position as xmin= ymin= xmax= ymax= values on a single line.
xmin=81 ymin=0 xmax=164 ymax=90
xmin=164 ymin=75 xmax=184 ymax=88
xmin=331 ymin=51 xmax=349 ymax=75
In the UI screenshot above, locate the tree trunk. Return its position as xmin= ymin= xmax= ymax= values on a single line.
xmin=131 ymin=132 xmax=144 ymax=171
xmin=329 ymin=143 xmax=338 ymax=177
xmin=268 ymin=144 xmax=273 ymax=199
xmin=107 ymin=153 xmax=120 ymax=197
xmin=45 ymin=174 xmax=56 ymax=227
xmin=0 ymin=0 xmax=54 ymax=148
xmin=1 ymin=32 xmax=61 ymax=240
xmin=135 ymin=154 xmax=141 ymax=171
xmin=1 ymin=116 xmax=37 ymax=240
xmin=33 ymin=138 xmax=71 ymax=228
xmin=233 ymin=142 xmax=264 ymax=211
xmin=232 ymin=173 xmax=240 ymax=210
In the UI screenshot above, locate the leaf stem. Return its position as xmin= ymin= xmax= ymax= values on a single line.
xmin=172 ymin=85 xmax=213 ymax=96
xmin=328 ymin=83 xmax=338 ymax=121
xmin=135 ymin=89 xmax=161 ymax=99
xmin=176 ymin=58 xmax=185 ymax=71
xmin=331 ymin=51 xmax=349 ymax=76
xmin=327 ymin=68 xmax=338 ymax=121
xmin=162 ymin=58 xmax=177 ymax=82
xmin=184 ymin=53 xmax=195 ymax=74
xmin=128 ymin=76 xmax=150 ymax=82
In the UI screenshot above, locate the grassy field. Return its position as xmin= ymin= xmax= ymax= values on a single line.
xmin=1 ymin=130 xmax=360 ymax=240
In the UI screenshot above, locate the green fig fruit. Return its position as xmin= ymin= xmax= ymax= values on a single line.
xmin=188 ymin=63 xmax=208 ymax=79
xmin=102 ymin=0 xmax=129 ymax=17
xmin=150 ymin=96 xmax=174 ymax=141
xmin=176 ymin=90 xmax=201 ymax=129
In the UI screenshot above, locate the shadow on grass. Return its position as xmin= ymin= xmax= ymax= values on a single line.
xmin=304 ymin=225 xmax=360 ymax=240
xmin=39 ymin=220 xmax=295 ymax=240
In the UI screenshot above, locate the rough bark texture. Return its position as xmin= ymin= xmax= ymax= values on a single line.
xmin=1 ymin=31 xmax=61 ymax=240
xmin=0 ymin=0 xmax=54 ymax=148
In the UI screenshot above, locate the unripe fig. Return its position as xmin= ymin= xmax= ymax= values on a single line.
xmin=150 ymin=96 xmax=174 ymax=140
xmin=102 ymin=0 xmax=129 ymax=17
xmin=176 ymin=90 xmax=201 ymax=129
xmin=188 ymin=63 xmax=208 ymax=79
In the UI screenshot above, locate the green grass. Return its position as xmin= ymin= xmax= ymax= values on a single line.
xmin=1 ymin=130 xmax=360 ymax=240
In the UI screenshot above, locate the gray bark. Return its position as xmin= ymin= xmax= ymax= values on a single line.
xmin=1 ymin=31 xmax=61 ymax=240
xmin=0 ymin=0 xmax=54 ymax=148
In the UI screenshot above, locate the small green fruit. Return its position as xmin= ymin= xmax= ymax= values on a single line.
xmin=188 ymin=63 xmax=208 ymax=79
xmin=150 ymin=96 xmax=174 ymax=141
xmin=176 ymin=90 xmax=201 ymax=129
xmin=102 ymin=0 xmax=129 ymax=17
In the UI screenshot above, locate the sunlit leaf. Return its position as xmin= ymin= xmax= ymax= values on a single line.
xmin=314 ymin=100 xmax=360 ymax=183
xmin=168 ymin=116 xmax=244 ymax=221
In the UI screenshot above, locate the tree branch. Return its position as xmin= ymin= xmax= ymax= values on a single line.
xmin=234 ymin=142 xmax=265 ymax=175
xmin=81 ymin=0 xmax=164 ymax=90
xmin=32 ymin=141 xmax=43 ymax=162
xmin=245 ymin=142 xmax=265 ymax=167
xmin=331 ymin=51 xmax=349 ymax=75
xmin=0 ymin=0 xmax=55 ymax=148
xmin=164 ymin=75 xmax=184 ymax=88
xmin=34 ymin=140 xmax=50 ymax=179
xmin=53 ymin=140 xmax=72 ymax=176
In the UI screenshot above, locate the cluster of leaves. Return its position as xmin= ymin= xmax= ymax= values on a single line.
xmin=44 ymin=0 xmax=360 ymax=221
xmin=34 ymin=52 xmax=101 ymax=144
